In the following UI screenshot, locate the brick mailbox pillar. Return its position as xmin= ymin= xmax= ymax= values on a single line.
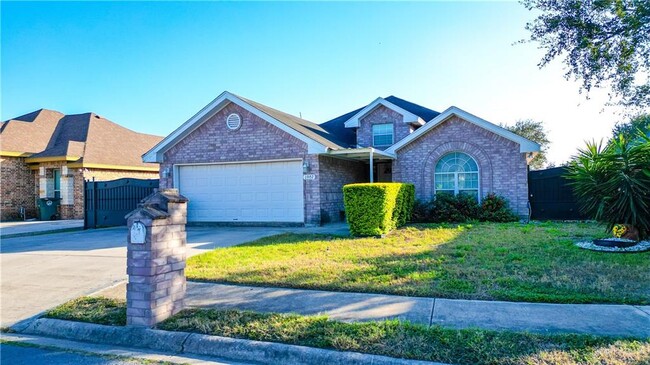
xmin=125 ymin=188 xmax=189 ymax=327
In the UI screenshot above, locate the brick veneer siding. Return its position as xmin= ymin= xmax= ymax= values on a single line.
xmin=160 ymin=102 xmax=322 ymax=225
xmin=357 ymin=105 xmax=413 ymax=150
xmin=318 ymin=155 xmax=366 ymax=223
xmin=1 ymin=157 xmax=37 ymax=220
xmin=393 ymin=116 xmax=530 ymax=217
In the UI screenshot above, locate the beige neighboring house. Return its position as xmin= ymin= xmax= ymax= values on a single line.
xmin=0 ymin=109 xmax=162 ymax=221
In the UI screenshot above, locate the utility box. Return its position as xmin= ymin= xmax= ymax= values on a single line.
xmin=38 ymin=197 xmax=61 ymax=220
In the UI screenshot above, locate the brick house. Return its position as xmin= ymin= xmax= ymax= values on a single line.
xmin=144 ymin=92 xmax=539 ymax=225
xmin=1 ymin=109 xmax=162 ymax=220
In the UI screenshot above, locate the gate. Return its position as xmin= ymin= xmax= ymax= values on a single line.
xmin=85 ymin=178 xmax=159 ymax=229
xmin=528 ymin=167 xmax=586 ymax=220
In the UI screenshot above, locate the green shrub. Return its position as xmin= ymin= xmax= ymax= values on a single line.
xmin=428 ymin=193 xmax=480 ymax=223
xmin=411 ymin=199 xmax=432 ymax=223
xmin=394 ymin=183 xmax=415 ymax=226
xmin=566 ymin=132 xmax=650 ymax=239
xmin=343 ymin=183 xmax=414 ymax=236
xmin=479 ymin=193 xmax=519 ymax=222
xmin=413 ymin=193 xmax=517 ymax=223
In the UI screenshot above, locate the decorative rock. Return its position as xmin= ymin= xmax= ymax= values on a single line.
xmin=575 ymin=240 xmax=650 ymax=253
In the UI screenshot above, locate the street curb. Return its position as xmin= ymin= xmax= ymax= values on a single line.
xmin=1 ymin=227 xmax=83 ymax=239
xmin=21 ymin=318 xmax=447 ymax=365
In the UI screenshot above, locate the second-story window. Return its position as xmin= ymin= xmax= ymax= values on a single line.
xmin=372 ymin=123 xmax=393 ymax=146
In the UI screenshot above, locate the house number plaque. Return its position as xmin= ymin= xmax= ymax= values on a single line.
xmin=130 ymin=222 xmax=146 ymax=244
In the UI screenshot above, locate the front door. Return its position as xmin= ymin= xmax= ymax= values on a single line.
xmin=374 ymin=162 xmax=392 ymax=182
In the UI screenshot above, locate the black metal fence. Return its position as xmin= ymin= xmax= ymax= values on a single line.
xmin=84 ymin=178 xmax=159 ymax=229
xmin=528 ymin=167 xmax=586 ymax=220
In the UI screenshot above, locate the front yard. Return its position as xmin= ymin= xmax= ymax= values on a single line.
xmin=187 ymin=222 xmax=650 ymax=304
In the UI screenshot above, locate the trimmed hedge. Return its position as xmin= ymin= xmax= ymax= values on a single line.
xmin=343 ymin=183 xmax=415 ymax=236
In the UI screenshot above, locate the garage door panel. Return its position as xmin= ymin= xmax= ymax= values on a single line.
xmin=179 ymin=161 xmax=304 ymax=223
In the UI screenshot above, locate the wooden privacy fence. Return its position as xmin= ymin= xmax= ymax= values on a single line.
xmin=527 ymin=167 xmax=586 ymax=220
xmin=85 ymin=178 xmax=159 ymax=229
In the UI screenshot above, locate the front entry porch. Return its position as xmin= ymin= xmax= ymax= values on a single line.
xmin=325 ymin=147 xmax=395 ymax=183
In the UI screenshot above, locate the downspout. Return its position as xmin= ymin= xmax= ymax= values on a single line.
xmin=369 ymin=148 xmax=374 ymax=183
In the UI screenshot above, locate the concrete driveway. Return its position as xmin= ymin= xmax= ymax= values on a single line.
xmin=1 ymin=224 xmax=348 ymax=328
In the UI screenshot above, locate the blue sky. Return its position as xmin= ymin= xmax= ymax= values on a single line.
xmin=2 ymin=1 xmax=627 ymax=164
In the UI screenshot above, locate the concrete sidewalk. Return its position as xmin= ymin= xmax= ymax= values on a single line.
xmin=98 ymin=281 xmax=650 ymax=338
xmin=0 ymin=219 xmax=84 ymax=237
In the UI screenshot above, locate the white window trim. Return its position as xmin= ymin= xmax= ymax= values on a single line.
xmin=386 ymin=106 xmax=541 ymax=154
xmin=372 ymin=123 xmax=394 ymax=147
xmin=434 ymin=152 xmax=481 ymax=202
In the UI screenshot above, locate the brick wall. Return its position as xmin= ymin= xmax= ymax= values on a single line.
xmin=318 ymin=155 xmax=366 ymax=223
xmin=357 ymin=105 xmax=412 ymax=150
xmin=0 ymin=156 xmax=37 ymax=220
xmin=393 ymin=116 xmax=530 ymax=217
xmin=160 ymin=102 xmax=322 ymax=225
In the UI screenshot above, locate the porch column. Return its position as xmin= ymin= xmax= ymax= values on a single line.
xmin=60 ymin=166 xmax=74 ymax=205
xmin=369 ymin=148 xmax=374 ymax=183
xmin=38 ymin=167 xmax=52 ymax=198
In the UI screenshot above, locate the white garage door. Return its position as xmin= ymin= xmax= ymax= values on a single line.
xmin=177 ymin=160 xmax=304 ymax=223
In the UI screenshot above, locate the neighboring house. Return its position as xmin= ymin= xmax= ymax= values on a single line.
xmin=1 ymin=109 xmax=163 ymax=221
xmin=144 ymin=91 xmax=540 ymax=225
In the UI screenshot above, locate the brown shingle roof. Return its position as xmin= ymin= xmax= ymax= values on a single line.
xmin=236 ymin=95 xmax=351 ymax=149
xmin=1 ymin=109 xmax=64 ymax=153
xmin=1 ymin=109 xmax=162 ymax=169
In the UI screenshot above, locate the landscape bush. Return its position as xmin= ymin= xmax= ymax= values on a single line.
xmin=343 ymin=183 xmax=414 ymax=236
xmin=412 ymin=193 xmax=517 ymax=223
xmin=479 ymin=193 xmax=519 ymax=222
xmin=566 ymin=131 xmax=650 ymax=239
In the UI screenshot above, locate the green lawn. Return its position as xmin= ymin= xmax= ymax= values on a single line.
xmin=44 ymin=297 xmax=650 ymax=365
xmin=186 ymin=222 xmax=650 ymax=304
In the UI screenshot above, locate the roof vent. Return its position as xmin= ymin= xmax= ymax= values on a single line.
xmin=226 ymin=113 xmax=242 ymax=130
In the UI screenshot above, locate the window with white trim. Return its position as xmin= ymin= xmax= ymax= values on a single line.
xmin=372 ymin=123 xmax=393 ymax=146
xmin=434 ymin=152 xmax=479 ymax=200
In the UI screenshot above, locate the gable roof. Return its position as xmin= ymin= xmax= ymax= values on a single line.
xmin=235 ymin=95 xmax=352 ymax=149
xmin=319 ymin=96 xmax=440 ymax=146
xmin=343 ymin=97 xmax=425 ymax=128
xmin=1 ymin=109 xmax=162 ymax=169
xmin=143 ymin=91 xmax=348 ymax=163
xmin=385 ymin=95 xmax=440 ymax=122
xmin=386 ymin=106 xmax=541 ymax=154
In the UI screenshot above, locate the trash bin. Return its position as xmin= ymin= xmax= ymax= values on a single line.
xmin=38 ymin=197 xmax=61 ymax=220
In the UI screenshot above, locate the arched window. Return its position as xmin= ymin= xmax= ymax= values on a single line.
xmin=435 ymin=152 xmax=479 ymax=200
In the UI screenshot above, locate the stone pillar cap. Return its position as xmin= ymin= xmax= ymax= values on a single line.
xmin=125 ymin=206 xmax=169 ymax=220
xmin=141 ymin=188 xmax=189 ymax=205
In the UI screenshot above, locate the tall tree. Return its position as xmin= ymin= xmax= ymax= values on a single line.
xmin=522 ymin=0 xmax=650 ymax=111
xmin=504 ymin=119 xmax=551 ymax=170
xmin=612 ymin=113 xmax=650 ymax=142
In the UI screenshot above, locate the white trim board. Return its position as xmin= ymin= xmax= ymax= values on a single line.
xmin=386 ymin=106 xmax=541 ymax=154
xmin=142 ymin=91 xmax=329 ymax=163
xmin=343 ymin=97 xmax=424 ymax=128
